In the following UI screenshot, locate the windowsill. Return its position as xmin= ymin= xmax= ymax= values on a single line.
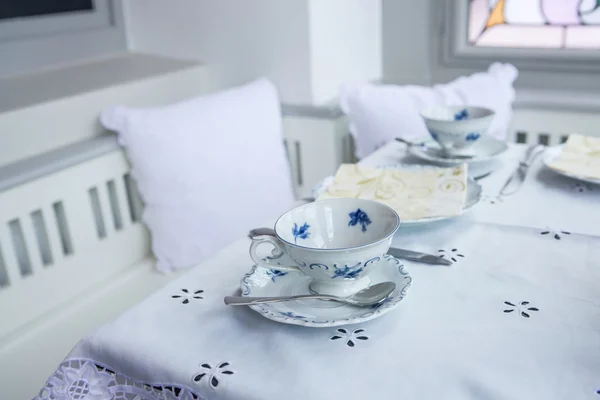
xmin=0 ymin=52 xmax=211 ymax=169
xmin=281 ymin=87 xmax=600 ymax=119
xmin=0 ymin=53 xmax=201 ymax=114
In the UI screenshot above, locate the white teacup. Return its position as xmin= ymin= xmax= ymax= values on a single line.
xmin=249 ymin=198 xmax=400 ymax=296
xmin=421 ymin=106 xmax=495 ymax=155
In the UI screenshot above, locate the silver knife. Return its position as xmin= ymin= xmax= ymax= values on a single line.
xmin=249 ymin=228 xmax=452 ymax=266
xmin=394 ymin=137 xmax=474 ymax=160
xmin=499 ymin=144 xmax=544 ymax=196
xmin=386 ymin=247 xmax=452 ymax=266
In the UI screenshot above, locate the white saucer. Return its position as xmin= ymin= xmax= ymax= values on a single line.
xmin=409 ymin=135 xmax=508 ymax=165
xmin=312 ymin=164 xmax=482 ymax=226
xmin=542 ymin=145 xmax=600 ymax=185
xmin=240 ymin=255 xmax=412 ymax=328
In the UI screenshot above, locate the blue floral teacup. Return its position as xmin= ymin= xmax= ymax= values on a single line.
xmin=421 ymin=106 xmax=495 ymax=156
xmin=249 ymin=198 xmax=400 ymax=296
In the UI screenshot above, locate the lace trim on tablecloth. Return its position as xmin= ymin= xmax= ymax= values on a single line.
xmin=35 ymin=358 xmax=205 ymax=400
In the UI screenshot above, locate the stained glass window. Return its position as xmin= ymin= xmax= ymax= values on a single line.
xmin=469 ymin=0 xmax=600 ymax=49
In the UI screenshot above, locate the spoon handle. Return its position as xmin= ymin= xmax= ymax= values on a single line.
xmin=395 ymin=137 xmax=416 ymax=146
xmin=224 ymin=294 xmax=338 ymax=306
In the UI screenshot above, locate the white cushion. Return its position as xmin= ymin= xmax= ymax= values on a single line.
xmin=101 ymin=78 xmax=295 ymax=272
xmin=340 ymin=63 xmax=519 ymax=159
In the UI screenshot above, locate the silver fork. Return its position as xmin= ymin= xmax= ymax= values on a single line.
xmin=499 ymin=144 xmax=544 ymax=196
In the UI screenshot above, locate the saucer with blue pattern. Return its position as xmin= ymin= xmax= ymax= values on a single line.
xmin=408 ymin=135 xmax=508 ymax=165
xmin=239 ymin=255 xmax=412 ymax=328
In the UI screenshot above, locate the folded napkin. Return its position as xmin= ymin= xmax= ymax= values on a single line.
xmin=317 ymin=164 xmax=468 ymax=220
xmin=549 ymin=134 xmax=600 ymax=180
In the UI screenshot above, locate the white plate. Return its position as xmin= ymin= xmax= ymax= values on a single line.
xmin=409 ymin=135 xmax=509 ymax=165
xmin=312 ymin=164 xmax=483 ymax=226
xmin=240 ymin=255 xmax=412 ymax=328
xmin=542 ymin=145 xmax=600 ymax=185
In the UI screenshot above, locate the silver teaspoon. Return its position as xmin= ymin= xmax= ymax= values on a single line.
xmin=224 ymin=281 xmax=396 ymax=307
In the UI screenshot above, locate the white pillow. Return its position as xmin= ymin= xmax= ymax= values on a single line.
xmin=340 ymin=63 xmax=518 ymax=159
xmin=101 ymin=78 xmax=295 ymax=272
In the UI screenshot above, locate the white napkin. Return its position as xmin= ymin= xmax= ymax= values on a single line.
xmin=340 ymin=63 xmax=518 ymax=159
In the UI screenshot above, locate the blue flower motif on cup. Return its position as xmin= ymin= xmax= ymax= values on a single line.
xmin=292 ymin=222 xmax=310 ymax=243
xmin=454 ymin=109 xmax=469 ymax=121
xmin=266 ymin=269 xmax=288 ymax=282
xmin=465 ymin=132 xmax=481 ymax=142
xmin=332 ymin=262 xmax=364 ymax=279
xmin=348 ymin=208 xmax=372 ymax=232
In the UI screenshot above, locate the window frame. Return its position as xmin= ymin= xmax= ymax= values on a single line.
xmin=0 ymin=0 xmax=126 ymax=78
xmin=441 ymin=0 xmax=600 ymax=73
xmin=0 ymin=0 xmax=112 ymax=41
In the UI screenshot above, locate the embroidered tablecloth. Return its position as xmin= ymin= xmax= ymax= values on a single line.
xmin=36 ymin=143 xmax=600 ymax=400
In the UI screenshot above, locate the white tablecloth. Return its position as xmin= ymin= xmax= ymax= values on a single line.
xmin=36 ymin=143 xmax=600 ymax=400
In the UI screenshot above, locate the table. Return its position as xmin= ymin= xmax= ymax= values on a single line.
xmin=36 ymin=143 xmax=600 ymax=400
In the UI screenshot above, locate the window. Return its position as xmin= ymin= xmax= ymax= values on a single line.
xmin=0 ymin=1 xmax=94 ymax=20
xmin=0 ymin=0 xmax=114 ymax=41
xmin=0 ymin=0 xmax=126 ymax=77
xmin=469 ymin=0 xmax=600 ymax=49
xmin=440 ymin=1 xmax=600 ymax=71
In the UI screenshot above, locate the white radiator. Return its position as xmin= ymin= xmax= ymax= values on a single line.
xmin=509 ymin=108 xmax=600 ymax=145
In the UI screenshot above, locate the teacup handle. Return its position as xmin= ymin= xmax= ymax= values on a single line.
xmin=249 ymin=235 xmax=301 ymax=273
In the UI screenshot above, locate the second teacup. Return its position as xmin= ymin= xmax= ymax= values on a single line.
xmin=421 ymin=105 xmax=495 ymax=155
xmin=249 ymin=198 xmax=400 ymax=297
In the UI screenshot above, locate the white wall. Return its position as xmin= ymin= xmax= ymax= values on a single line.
xmin=0 ymin=55 xmax=212 ymax=167
xmin=124 ymin=0 xmax=382 ymax=105
xmin=123 ymin=0 xmax=313 ymax=104
xmin=382 ymin=0 xmax=432 ymax=85
xmin=308 ymin=0 xmax=382 ymax=104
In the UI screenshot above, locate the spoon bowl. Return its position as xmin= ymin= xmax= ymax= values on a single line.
xmin=224 ymin=281 xmax=396 ymax=307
